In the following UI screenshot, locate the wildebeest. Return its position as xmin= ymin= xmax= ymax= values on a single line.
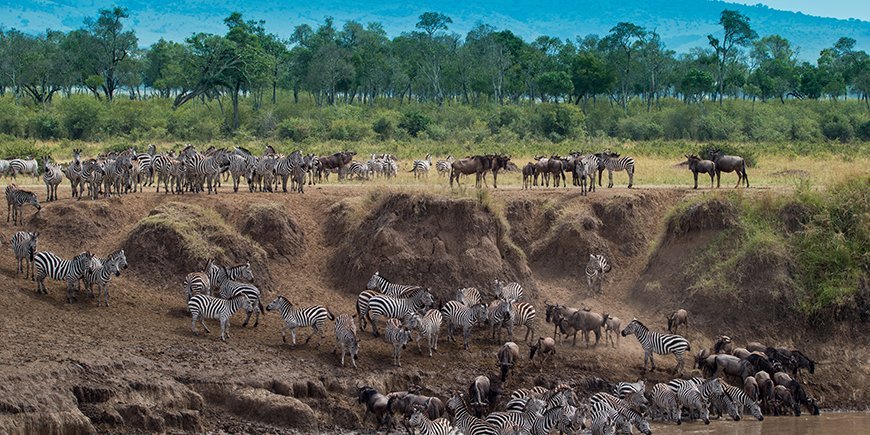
xmin=528 ymin=336 xmax=556 ymax=371
xmin=449 ymin=155 xmax=491 ymax=188
xmin=468 ymin=375 xmax=500 ymax=417
xmin=773 ymin=372 xmax=819 ymax=415
xmin=318 ymin=151 xmax=356 ymax=181
xmin=707 ymin=353 xmax=756 ymax=380
xmin=708 ymin=149 xmax=749 ymax=188
xmin=667 ymin=309 xmax=688 ymax=334
xmin=358 ymin=386 xmax=392 ymax=429
xmin=604 ymin=315 xmax=621 ymax=348
xmin=387 ymin=391 xmax=445 ymax=422
xmin=498 ymin=341 xmax=520 ymax=381
xmin=522 ymin=163 xmax=536 ymax=189
xmin=685 ymin=154 xmax=716 ymax=189
xmin=563 ymin=309 xmax=608 ymax=347
xmin=489 ymin=154 xmax=511 ymax=189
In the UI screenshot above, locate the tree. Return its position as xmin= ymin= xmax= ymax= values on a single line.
xmin=86 ymin=7 xmax=138 ymax=101
xmin=750 ymin=35 xmax=797 ymax=102
xmin=222 ymin=12 xmax=272 ymax=128
xmin=708 ymin=10 xmax=757 ymax=104
xmin=602 ymin=22 xmax=647 ymax=110
xmin=415 ymin=12 xmax=452 ymax=37
xmin=144 ymin=39 xmax=187 ymax=98
xmin=570 ymin=51 xmax=615 ymax=106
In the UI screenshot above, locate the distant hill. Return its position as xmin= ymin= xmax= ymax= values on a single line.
xmin=2 ymin=0 xmax=867 ymax=59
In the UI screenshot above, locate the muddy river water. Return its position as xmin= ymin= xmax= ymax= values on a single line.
xmin=649 ymin=412 xmax=868 ymax=434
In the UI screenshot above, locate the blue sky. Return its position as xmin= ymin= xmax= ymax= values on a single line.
xmin=729 ymin=0 xmax=869 ymax=21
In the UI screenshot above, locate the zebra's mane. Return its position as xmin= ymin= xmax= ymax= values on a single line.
xmin=632 ymin=318 xmax=650 ymax=331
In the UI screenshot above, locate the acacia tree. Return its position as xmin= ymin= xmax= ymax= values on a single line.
xmin=708 ymin=10 xmax=757 ymax=104
xmin=86 ymin=7 xmax=137 ymax=101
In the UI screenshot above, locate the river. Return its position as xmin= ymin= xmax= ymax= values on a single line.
xmin=650 ymin=412 xmax=869 ymax=434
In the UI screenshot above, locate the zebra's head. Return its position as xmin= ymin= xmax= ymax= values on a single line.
xmin=27 ymin=232 xmax=39 ymax=260
xmin=113 ymin=250 xmax=128 ymax=270
xmin=238 ymin=262 xmax=254 ymax=282
xmin=366 ymin=271 xmax=381 ymax=290
xmin=266 ymin=296 xmax=289 ymax=312
xmin=107 ymin=256 xmax=123 ymax=277
xmin=621 ymin=318 xmax=640 ymax=337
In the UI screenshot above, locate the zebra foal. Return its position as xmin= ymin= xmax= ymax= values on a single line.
xmin=11 ymin=231 xmax=38 ymax=279
xmin=334 ymin=314 xmax=360 ymax=368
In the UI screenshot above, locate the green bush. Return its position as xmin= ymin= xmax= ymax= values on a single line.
xmin=167 ymin=106 xmax=221 ymax=141
xmin=821 ymin=114 xmax=854 ymax=143
xmin=398 ymin=110 xmax=430 ymax=137
xmin=856 ymin=120 xmax=870 ymax=142
xmin=0 ymin=98 xmax=27 ymax=137
xmin=534 ymin=104 xmax=584 ymax=141
xmin=372 ymin=117 xmax=395 ymax=141
xmin=618 ymin=115 xmax=663 ymax=140
xmin=58 ymin=96 xmax=105 ymax=140
xmin=29 ymin=111 xmax=64 ymax=139
xmin=329 ymin=118 xmax=370 ymax=141
xmin=277 ymin=118 xmax=316 ymax=142
xmin=696 ymin=110 xmax=743 ymax=141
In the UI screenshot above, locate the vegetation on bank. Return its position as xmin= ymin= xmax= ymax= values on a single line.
xmin=669 ymin=177 xmax=868 ymax=320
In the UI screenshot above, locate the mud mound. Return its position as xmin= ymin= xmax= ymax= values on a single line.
xmin=592 ymin=194 xmax=659 ymax=256
xmin=29 ymin=200 xmax=131 ymax=243
xmin=779 ymin=201 xmax=814 ymax=233
xmin=529 ymin=210 xmax=613 ymax=277
xmin=665 ymin=197 xmax=737 ymax=237
xmin=505 ymin=199 xmax=559 ymax=252
xmin=328 ymin=193 xmax=532 ymax=301
xmin=239 ymin=202 xmax=305 ymax=260
xmin=194 ymin=384 xmax=317 ymax=431
xmin=121 ymin=202 xmax=273 ymax=291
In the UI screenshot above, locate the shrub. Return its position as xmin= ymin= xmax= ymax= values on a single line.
xmin=821 ymin=114 xmax=854 ymax=143
xmin=29 ymin=111 xmax=64 ymax=139
xmin=534 ymin=104 xmax=585 ymax=141
xmin=0 ymin=98 xmax=27 ymax=137
xmin=398 ymin=110 xmax=430 ymax=137
xmin=329 ymin=118 xmax=370 ymax=141
xmin=856 ymin=120 xmax=870 ymax=142
xmin=167 ymin=106 xmax=221 ymax=141
xmin=696 ymin=110 xmax=743 ymax=141
xmin=372 ymin=117 xmax=395 ymax=141
xmin=58 ymin=96 xmax=105 ymax=140
xmin=618 ymin=115 xmax=663 ymax=140
xmin=277 ymin=118 xmax=316 ymax=142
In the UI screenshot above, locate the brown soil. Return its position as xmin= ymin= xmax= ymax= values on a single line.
xmin=0 ymin=184 xmax=866 ymax=434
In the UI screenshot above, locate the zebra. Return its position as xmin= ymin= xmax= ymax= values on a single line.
xmin=408 ymin=407 xmax=452 ymax=435
xmin=275 ymin=150 xmax=304 ymax=193
xmin=188 ymin=148 xmax=228 ymax=194
xmin=65 ymin=149 xmax=84 ymax=198
xmin=88 ymin=254 xmax=125 ymax=307
xmin=385 ymin=318 xmax=413 ymax=367
xmin=485 ymin=398 xmax=544 ymax=433
xmin=0 ymin=159 xmax=9 ymax=177
xmin=672 ymin=382 xmax=710 ymax=424
xmin=456 ymin=287 xmax=482 ymax=306
xmin=586 ymin=254 xmax=612 ymax=294
xmin=494 ymin=279 xmax=523 ymax=303
xmin=366 ymin=271 xmax=422 ymax=297
xmin=356 ymin=290 xmax=381 ymax=332
xmin=152 ymin=153 xmax=178 ymax=194
xmin=188 ymin=293 xmax=253 ymax=341
xmin=82 ymin=250 xmax=128 ymax=298
xmin=33 ymin=251 xmax=93 ymax=303
xmin=266 ymin=296 xmax=334 ymax=347
xmin=668 ymin=377 xmax=731 ymax=424
xmin=488 ymin=297 xmax=515 ymax=342
xmin=584 ymin=404 xmax=618 ymax=435
xmin=366 ymin=290 xmax=435 ymax=337
xmin=333 ymin=313 xmax=360 ymax=368
xmin=6 ymin=185 xmax=41 ymax=225
xmin=9 ymin=158 xmax=39 ymax=180
xmin=407 ymin=309 xmax=443 ymax=357
xmin=446 ymin=392 xmax=500 ymax=435
xmin=614 ymin=380 xmax=645 ymax=400
xmin=435 ymin=156 xmax=453 ymax=177
xmin=11 ymin=231 xmax=39 ymax=279
xmin=649 ymin=382 xmax=681 ymax=424
xmin=621 ymin=318 xmax=690 ymax=375
xmin=217 ymin=277 xmax=264 ymax=328
xmin=206 ymin=261 xmax=254 ymax=294
xmin=80 ymin=159 xmax=105 ymax=200
xmin=183 ymin=270 xmax=211 ymax=301
xmin=410 ymin=154 xmax=432 ymax=179
xmin=507 ymin=302 xmax=537 ymax=343
xmin=227 ymin=152 xmax=252 ymax=193
xmin=596 ymin=151 xmax=635 ymax=188
xmin=42 ymin=158 xmax=64 ymax=202
xmin=722 ymin=382 xmax=763 ymax=421
xmin=441 ymin=301 xmax=488 ymax=350
xmin=348 ymin=161 xmax=370 ymax=180
xmin=589 ymin=392 xmax=652 ymax=435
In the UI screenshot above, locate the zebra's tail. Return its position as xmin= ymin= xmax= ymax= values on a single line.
xmin=326 ymin=306 xmax=335 ymax=321
xmin=258 ymin=300 xmax=266 ymax=316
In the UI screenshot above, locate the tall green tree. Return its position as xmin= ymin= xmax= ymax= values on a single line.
xmin=602 ymin=22 xmax=647 ymax=110
xmin=86 ymin=7 xmax=138 ymax=101
xmin=708 ymin=10 xmax=757 ymax=104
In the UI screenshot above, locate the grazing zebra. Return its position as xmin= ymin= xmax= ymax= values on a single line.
xmin=366 ymin=290 xmax=434 ymax=337
xmin=614 ymin=380 xmax=645 ymax=400
xmin=407 ymin=309 xmax=443 ymax=357
xmin=456 ymin=287 xmax=482 ymax=306
xmin=649 ymin=383 xmax=681 ymax=424
xmin=33 ymin=251 xmax=93 ymax=303
xmin=366 ymin=271 xmax=422 ymax=297
xmin=6 ymin=185 xmax=41 ymax=225
xmin=88 ymin=254 xmax=125 ymax=307
xmin=188 ymin=293 xmax=252 ymax=341
xmin=333 ymin=313 xmax=360 ymax=368
xmin=446 ymin=392 xmax=500 ymax=435
xmin=408 ymin=407 xmax=452 ymax=435
xmin=589 ymin=393 xmax=652 ymax=435
xmin=596 ymin=151 xmax=635 ymax=188
xmin=585 ymin=404 xmax=618 ymax=435
xmin=435 ymin=156 xmax=453 ymax=177
xmin=585 ymin=254 xmax=612 ymax=294
xmin=668 ymin=377 xmax=731 ymax=424
xmin=621 ymin=318 xmax=690 ymax=375
xmin=42 ymin=158 xmax=64 ymax=202
xmin=266 ymin=296 xmax=334 ymax=347
xmin=494 ymin=279 xmax=523 ymax=303
xmin=385 ymin=318 xmax=413 ymax=367
xmin=11 ymin=231 xmax=39 ymax=279
xmin=441 ymin=301 xmax=488 ymax=350
xmin=717 ymin=383 xmax=762 ymax=421
xmin=411 ymin=154 xmax=432 ymax=179
xmin=672 ymin=382 xmax=711 ymax=424
xmin=9 ymin=158 xmax=39 ymax=180
xmin=348 ymin=161 xmax=370 ymax=180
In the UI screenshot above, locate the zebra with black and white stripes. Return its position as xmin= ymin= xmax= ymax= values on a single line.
xmin=485 ymin=398 xmax=544 ymax=433
xmin=88 ymin=254 xmax=125 ymax=307
xmin=446 ymin=392 xmax=500 ymax=435
xmin=348 ymin=161 xmax=370 ymax=180
xmin=151 ymin=153 xmax=175 ymax=193
xmin=184 ymin=267 xmax=211 ymax=301
xmin=488 ymin=297 xmax=515 ymax=342
xmin=206 ymin=261 xmax=254 ymax=294
xmin=589 ymin=392 xmax=652 ymax=435
xmin=333 ymin=313 xmax=360 ymax=368
xmin=83 ymin=249 xmax=128 ymax=298
xmin=596 ymin=151 xmax=635 ymax=188
xmin=216 ymin=277 xmax=264 ymax=328
xmin=11 ymin=231 xmax=39 ymax=279
xmin=33 ymin=251 xmax=93 ymax=303
xmin=366 ymin=290 xmax=435 ymax=337
xmin=6 ymin=185 xmax=41 ymax=225
xmin=407 ymin=308 xmax=443 ymax=357
xmin=188 ymin=293 xmax=253 ymax=341
xmin=668 ymin=377 xmax=731 ymax=424
xmin=408 ymin=407 xmax=452 ymax=435
xmin=80 ymin=159 xmax=105 ymax=199
xmin=649 ymin=382 xmax=681 ymax=424
xmin=586 ymin=254 xmax=612 ymax=294
xmin=456 ymin=287 xmax=482 ymax=306
xmin=366 ymin=271 xmax=422 ymax=297
xmin=410 ymin=154 xmax=432 ymax=179
xmin=435 ymin=156 xmax=453 ymax=177
xmin=621 ymin=318 xmax=690 ymax=375
xmin=507 ymin=302 xmax=536 ymax=343
xmin=42 ymin=158 xmax=64 ymax=202
xmin=385 ymin=318 xmax=413 ymax=367
xmin=494 ymin=279 xmax=523 ymax=303
xmin=441 ymin=301 xmax=488 ymax=350
xmin=65 ymin=149 xmax=84 ymax=198
xmin=720 ymin=382 xmax=764 ymax=421
xmin=9 ymin=158 xmax=39 ymax=180
xmin=266 ymin=296 xmax=334 ymax=347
